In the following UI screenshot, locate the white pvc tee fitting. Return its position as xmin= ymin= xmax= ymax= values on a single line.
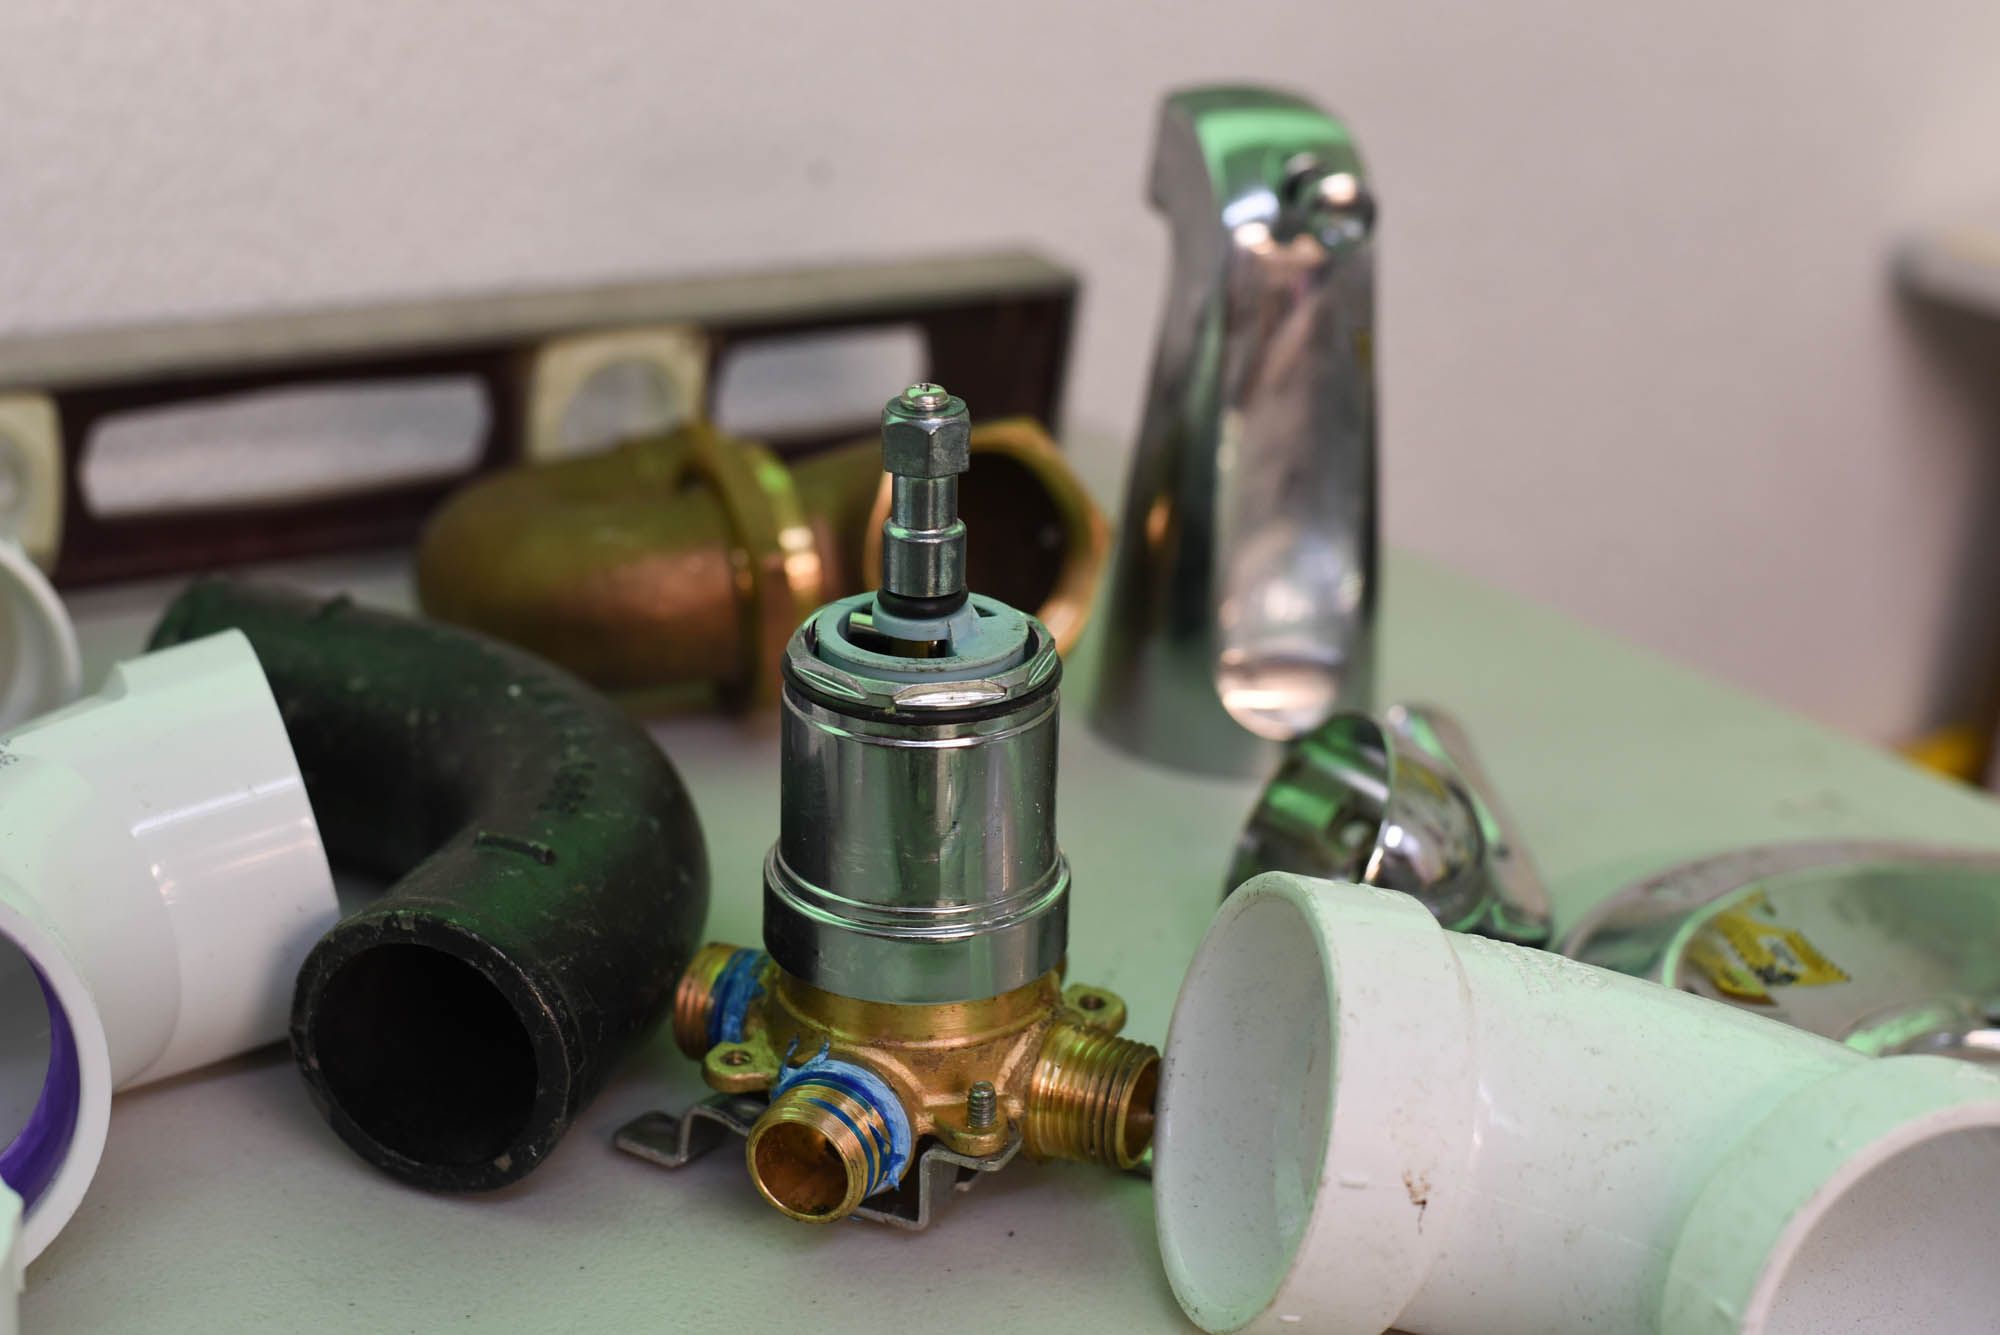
xmin=0 ymin=629 xmax=337 ymax=1266
xmin=1155 ymin=872 xmax=2000 ymax=1334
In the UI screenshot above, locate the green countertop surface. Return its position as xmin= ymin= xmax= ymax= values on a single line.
xmin=26 ymin=547 xmax=2000 ymax=1333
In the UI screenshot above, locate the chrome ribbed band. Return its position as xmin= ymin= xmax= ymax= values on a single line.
xmin=765 ymin=846 xmax=1070 ymax=1005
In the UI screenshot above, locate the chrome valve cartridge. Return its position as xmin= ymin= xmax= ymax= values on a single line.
xmin=622 ymin=383 xmax=1157 ymax=1228
xmin=762 ymin=384 xmax=1068 ymax=1004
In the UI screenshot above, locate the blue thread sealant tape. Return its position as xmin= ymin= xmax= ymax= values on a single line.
xmin=773 ymin=1048 xmax=914 ymax=1193
xmin=707 ymin=949 xmax=768 ymax=1049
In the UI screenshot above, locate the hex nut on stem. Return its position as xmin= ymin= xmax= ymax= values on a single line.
xmin=881 ymin=384 xmax=971 ymax=478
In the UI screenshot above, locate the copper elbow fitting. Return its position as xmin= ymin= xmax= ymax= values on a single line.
xmin=414 ymin=419 xmax=1105 ymax=709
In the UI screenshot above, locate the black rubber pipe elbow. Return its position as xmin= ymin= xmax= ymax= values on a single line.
xmin=149 ymin=580 xmax=710 ymax=1191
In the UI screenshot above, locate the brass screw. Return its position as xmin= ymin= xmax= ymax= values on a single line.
xmin=966 ymin=1080 xmax=998 ymax=1131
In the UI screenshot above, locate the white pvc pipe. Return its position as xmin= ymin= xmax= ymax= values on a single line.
xmin=1154 ymin=873 xmax=2000 ymax=1335
xmin=1 ymin=1182 xmax=17 ymax=1335
xmin=0 ymin=630 xmax=337 ymax=1266
xmin=0 ymin=539 xmax=78 ymax=732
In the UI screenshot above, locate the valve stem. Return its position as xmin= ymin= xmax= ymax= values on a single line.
xmin=877 ymin=382 xmax=971 ymax=616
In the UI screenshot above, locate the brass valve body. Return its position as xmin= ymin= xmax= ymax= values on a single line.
xmin=676 ymin=943 xmax=1159 ymax=1222
xmin=618 ymin=384 xmax=1155 ymax=1229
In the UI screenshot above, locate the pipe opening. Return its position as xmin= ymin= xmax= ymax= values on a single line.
xmin=312 ymin=945 xmax=538 ymax=1168
xmin=0 ymin=933 xmax=80 ymax=1210
xmin=1123 ymin=1059 xmax=1160 ymax=1160
xmin=746 ymin=1073 xmax=897 ymax=1224
xmin=1026 ymin=1025 xmax=1161 ymax=1169
xmin=960 ymin=452 xmax=1067 ymax=617
xmin=751 ymin=1120 xmax=853 ymax=1220
xmin=1156 ymin=893 xmax=1333 ymax=1328
xmin=1756 ymin=1123 xmax=2000 ymax=1334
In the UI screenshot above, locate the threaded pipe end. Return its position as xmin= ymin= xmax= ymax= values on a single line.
xmin=1024 ymin=1021 xmax=1160 ymax=1170
xmin=672 ymin=942 xmax=745 ymax=1058
xmin=746 ymin=1075 xmax=902 ymax=1223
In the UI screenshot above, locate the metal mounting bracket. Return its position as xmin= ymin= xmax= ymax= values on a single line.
xmin=615 ymin=1094 xmax=1024 ymax=1231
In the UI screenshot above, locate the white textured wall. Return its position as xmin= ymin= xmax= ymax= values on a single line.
xmin=4 ymin=0 xmax=1999 ymax=742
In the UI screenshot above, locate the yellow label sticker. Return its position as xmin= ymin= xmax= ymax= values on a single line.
xmin=1685 ymin=889 xmax=1849 ymax=1004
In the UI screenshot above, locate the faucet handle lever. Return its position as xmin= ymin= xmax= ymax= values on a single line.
xmin=1384 ymin=704 xmax=1555 ymax=945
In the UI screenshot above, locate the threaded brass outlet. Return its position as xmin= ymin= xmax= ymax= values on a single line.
xmin=1023 ymin=1019 xmax=1161 ymax=1170
xmin=673 ymin=942 xmax=743 ymax=1058
xmin=746 ymin=1077 xmax=900 ymax=1223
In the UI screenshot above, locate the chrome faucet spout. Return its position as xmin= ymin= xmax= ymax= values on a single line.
xmin=1091 ymin=86 xmax=1378 ymax=776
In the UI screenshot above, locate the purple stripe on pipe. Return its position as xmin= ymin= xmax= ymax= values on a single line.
xmin=0 ymin=964 xmax=80 ymax=1210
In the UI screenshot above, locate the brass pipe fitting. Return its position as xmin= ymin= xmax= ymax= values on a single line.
xmin=672 ymin=942 xmax=750 ymax=1058
xmin=679 ymin=945 xmax=1159 ymax=1223
xmin=1024 ymin=1021 xmax=1160 ymax=1172
xmin=746 ymin=1071 xmax=904 ymax=1222
xmin=414 ymin=418 xmax=1105 ymax=710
